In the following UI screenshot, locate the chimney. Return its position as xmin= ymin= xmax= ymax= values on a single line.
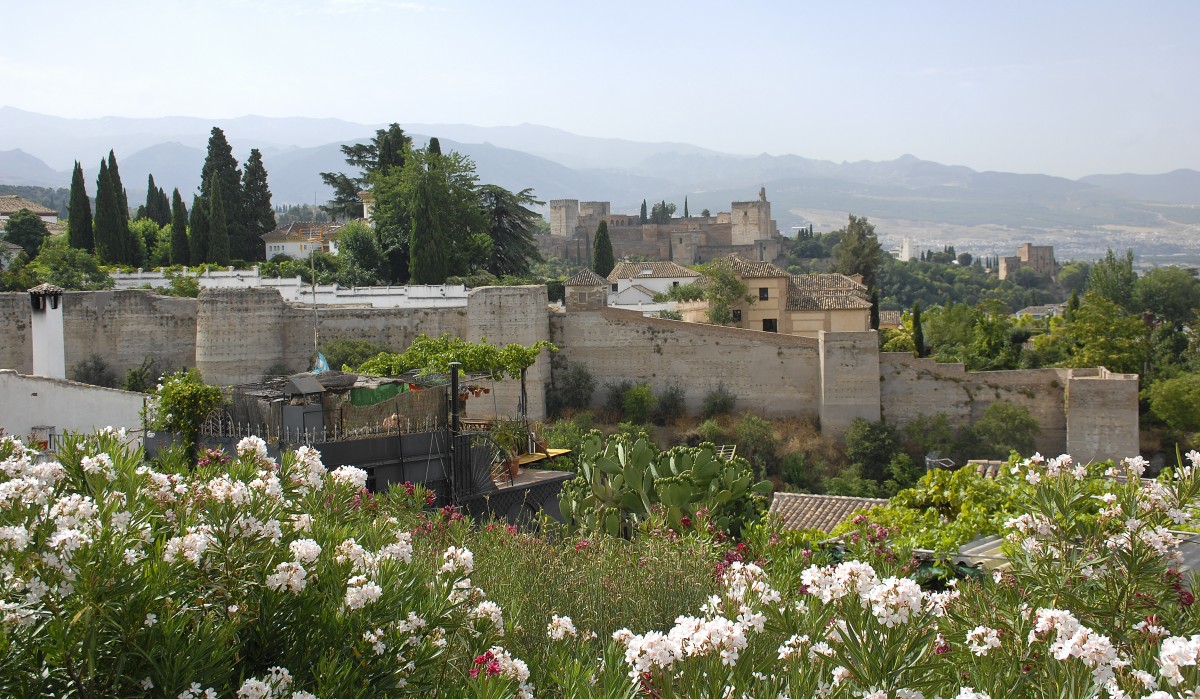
xmin=29 ymin=283 xmax=66 ymax=379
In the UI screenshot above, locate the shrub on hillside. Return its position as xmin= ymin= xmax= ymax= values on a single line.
xmin=701 ymin=382 xmax=736 ymax=418
xmin=547 ymin=363 xmax=596 ymax=417
xmin=603 ymin=379 xmax=634 ymax=417
xmin=69 ymin=353 xmax=119 ymax=388
xmin=621 ymin=384 xmax=655 ymax=424
xmin=653 ymin=383 xmax=687 ymax=424
xmin=320 ymin=338 xmax=392 ymax=370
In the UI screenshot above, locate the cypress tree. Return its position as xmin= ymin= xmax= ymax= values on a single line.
xmin=207 ymin=176 xmax=231 ymax=266
xmin=1065 ymin=289 xmax=1080 ymax=322
xmin=408 ymin=170 xmax=448 ymax=284
xmin=170 ymin=189 xmax=190 ymax=266
xmin=93 ymin=159 xmax=122 ymax=264
xmin=240 ymin=148 xmax=276 ymax=262
xmin=428 ymin=137 xmax=441 ymax=156
xmin=106 ymin=151 xmax=129 ymax=222
xmin=67 ymin=161 xmax=93 ymax=253
xmin=684 ymin=196 xmax=689 ymax=218
xmin=592 ymin=220 xmax=615 ymax=277
xmin=640 ymin=199 xmax=648 ymax=223
xmin=189 ymin=195 xmax=209 ymax=265
xmin=200 ymin=127 xmax=244 ymax=260
xmin=912 ymin=302 xmax=925 ymax=357
xmin=138 ymin=174 xmax=156 ymax=222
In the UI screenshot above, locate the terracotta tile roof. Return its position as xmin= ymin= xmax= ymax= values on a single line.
xmin=261 ymin=221 xmax=342 ymax=242
xmin=879 ymin=310 xmax=902 ymax=327
xmin=709 ymin=253 xmax=789 ymax=278
xmin=769 ymin=492 xmax=889 ymax=532
xmin=607 ymin=260 xmax=700 ymax=282
xmin=564 ymin=268 xmax=608 ymax=286
xmin=0 ymin=195 xmax=56 ymax=217
xmin=785 ymin=274 xmax=872 ymax=311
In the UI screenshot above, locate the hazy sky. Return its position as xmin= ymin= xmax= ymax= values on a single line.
xmin=3 ymin=0 xmax=1196 ymax=178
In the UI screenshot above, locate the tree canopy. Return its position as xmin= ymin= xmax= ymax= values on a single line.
xmin=2 ymin=209 xmax=49 ymax=259
xmin=592 ymin=221 xmax=614 ymax=278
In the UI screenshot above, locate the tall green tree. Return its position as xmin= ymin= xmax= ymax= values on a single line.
xmin=199 ymin=127 xmax=244 ymax=259
xmin=683 ymin=196 xmax=689 ymax=218
xmin=478 ymin=185 xmax=543 ymax=277
xmin=207 ymin=175 xmax=231 ymax=266
xmin=592 ymin=220 xmax=614 ymax=277
xmin=833 ymin=214 xmax=884 ymax=291
xmin=189 ymin=195 xmax=209 ymax=265
xmin=702 ymin=263 xmax=751 ymax=326
xmin=427 ymin=137 xmax=441 ymax=156
xmin=240 ymin=148 xmax=276 ymax=261
xmin=640 ymin=199 xmax=648 ymax=223
xmin=2 ymin=209 xmax=49 ymax=259
xmin=1137 ymin=266 xmax=1200 ymax=329
xmin=408 ymin=167 xmax=448 ymax=284
xmin=106 ymin=150 xmax=129 ymax=223
xmin=137 ymin=174 xmax=170 ymax=226
xmin=93 ymin=158 xmax=132 ymax=264
xmin=169 ymin=189 xmax=189 ymax=266
xmin=335 ymin=220 xmax=383 ymax=287
xmin=320 ymin=123 xmax=411 ymax=220
xmin=911 ymin=302 xmax=925 ymax=358
xmin=1087 ymin=248 xmax=1137 ymax=312
xmin=67 ymin=161 xmax=93 ymax=252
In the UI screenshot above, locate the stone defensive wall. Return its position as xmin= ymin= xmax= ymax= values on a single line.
xmin=0 ymin=286 xmax=551 ymax=421
xmin=879 ymin=353 xmax=1138 ymax=462
xmin=550 ymin=307 xmax=824 ymax=420
xmin=0 ymin=285 xmax=1139 ymax=459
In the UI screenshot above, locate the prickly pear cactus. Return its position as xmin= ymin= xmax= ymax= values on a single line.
xmin=558 ymin=435 xmax=772 ymax=538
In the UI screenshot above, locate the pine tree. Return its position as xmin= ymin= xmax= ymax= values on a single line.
xmin=189 ymin=195 xmax=209 ymax=265
xmin=200 ymin=127 xmax=244 ymax=260
xmin=67 ymin=161 xmax=93 ymax=253
xmin=170 ymin=189 xmax=190 ymax=266
xmin=912 ymin=302 xmax=925 ymax=357
xmin=592 ymin=221 xmax=614 ymax=277
xmin=408 ymin=170 xmax=448 ymax=284
xmin=240 ymin=148 xmax=275 ymax=261
xmin=207 ymin=175 xmax=231 ymax=266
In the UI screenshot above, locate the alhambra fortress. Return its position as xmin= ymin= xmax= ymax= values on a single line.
xmin=541 ymin=188 xmax=782 ymax=265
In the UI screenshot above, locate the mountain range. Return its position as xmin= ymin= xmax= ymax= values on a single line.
xmin=1 ymin=106 xmax=1197 ymax=245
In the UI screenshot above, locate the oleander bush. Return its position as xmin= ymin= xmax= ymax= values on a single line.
xmin=6 ymin=430 xmax=1200 ymax=699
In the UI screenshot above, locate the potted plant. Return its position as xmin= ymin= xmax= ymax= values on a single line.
xmin=490 ymin=418 xmax=526 ymax=478
xmin=530 ymin=420 xmax=548 ymax=453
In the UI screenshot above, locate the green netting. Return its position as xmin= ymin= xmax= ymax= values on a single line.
xmin=349 ymin=382 xmax=408 ymax=407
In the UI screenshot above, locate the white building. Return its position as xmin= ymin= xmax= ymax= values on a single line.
xmin=0 ymin=195 xmax=58 ymax=225
xmin=606 ymin=260 xmax=700 ymax=302
xmin=262 ymin=221 xmax=343 ymax=260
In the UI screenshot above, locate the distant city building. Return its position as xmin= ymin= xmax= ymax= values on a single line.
xmin=888 ymin=238 xmax=917 ymax=262
xmin=544 ymin=189 xmax=783 ymax=266
xmin=998 ymin=242 xmax=1058 ymax=280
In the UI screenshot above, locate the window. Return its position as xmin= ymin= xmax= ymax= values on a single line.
xmin=759 ymin=287 xmax=769 ymax=301
xmin=611 ymin=284 xmax=618 ymax=292
xmin=672 ymin=281 xmax=679 ymax=287
xmin=732 ymin=309 xmax=742 ymax=322
xmin=763 ymin=319 xmax=778 ymax=333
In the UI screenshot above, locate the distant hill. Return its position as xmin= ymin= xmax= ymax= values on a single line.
xmin=1079 ymin=169 xmax=1200 ymax=205
xmin=0 ymin=107 xmax=1196 ymax=234
xmin=0 ymin=149 xmax=63 ymax=187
